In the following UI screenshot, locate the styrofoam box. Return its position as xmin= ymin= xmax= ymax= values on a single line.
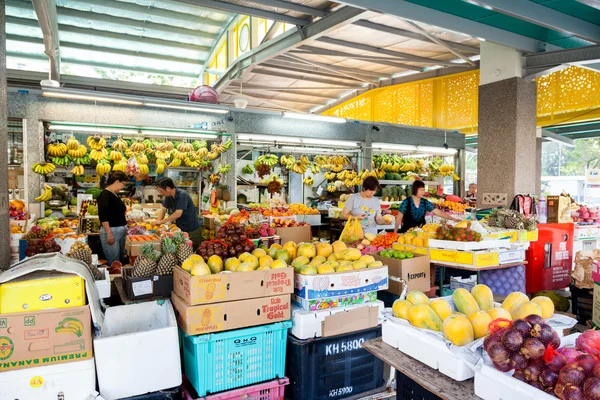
xmin=474 ymin=333 xmax=579 ymax=400
xmin=295 ymin=214 xmax=322 ymax=226
xmin=428 ymin=239 xmax=511 ymax=251
xmin=498 ymin=248 xmax=526 ymax=264
xmin=0 ymin=358 xmax=96 ymax=400
xmin=291 ymin=300 xmax=384 ymax=339
xmin=382 ymin=319 xmax=474 ymax=381
xmin=95 ymin=267 xmax=111 ymax=299
xmin=94 ymin=300 xmax=182 ymax=400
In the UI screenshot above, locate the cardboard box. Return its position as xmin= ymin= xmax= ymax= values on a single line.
xmin=0 ymin=306 xmax=92 ymax=372
xmin=429 ymin=248 xmax=499 ymax=268
xmin=172 ymin=292 xmax=291 ymax=335
xmin=123 ymin=267 xmax=173 ymax=300
xmin=276 ymin=225 xmax=311 ymax=243
xmin=292 ymin=291 xmax=378 ymax=312
xmin=0 ymin=271 xmax=85 ymax=314
xmin=498 ymin=248 xmax=526 ymax=264
xmin=370 ymin=252 xmax=430 ymax=294
xmin=124 ymin=237 xmax=161 ymax=257
xmin=294 ymin=266 xmax=388 ymax=300
xmin=547 ymin=195 xmax=573 ymax=223
xmin=428 ymin=239 xmax=510 ymax=251
xmin=203 ymin=215 xmax=217 ymax=230
xmin=173 ymin=266 xmax=293 ymax=306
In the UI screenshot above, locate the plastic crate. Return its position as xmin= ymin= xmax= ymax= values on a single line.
xmin=120 ymin=387 xmax=179 ymax=400
xmin=286 ymin=326 xmax=385 ymax=400
xmin=183 ymin=377 xmax=289 ymax=400
xmin=182 ymin=321 xmax=291 ymax=397
xmin=571 ymin=284 xmax=592 ymax=324
xmin=396 ymin=371 xmax=440 ymax=400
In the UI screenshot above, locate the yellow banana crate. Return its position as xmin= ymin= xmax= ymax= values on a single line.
xmin=413 ymin=247 xmax=429 ymax=255
xmin=0 ymin=272 xmax=85 ymax=314
xmin=429 ymin=248 xmax=499 ymax=268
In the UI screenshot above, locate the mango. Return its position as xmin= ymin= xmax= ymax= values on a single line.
xmin=336 ymin=264 xmax=354 ymax=272
xmin=442 ymin=314 xmax=474 ymax=346
xmin=327 ymin=254 xmax=338 ymax=261
xmin=392 ymin=299 xmax=412 ymax=320
xmin=238 ymin=252 xmax=252 ymax=262
xmin=268 ymin=244 xmax=282 ymax=258
xmin=531 ymin=296 xmax=555 ymax=319
xmin=430 ymin=299 xmax=453 ymax=322
xmin=452 ymin=288 xmax=480 ymax=316
xmin=471 ymin=284 xmax=494 ymax=312
xmin=252 ymin=248 xmax=267 ymax=258
xmin=487 ymin=307 xmax=512 ymax=321
xmin=468 ymin=311 xmax=493 ymax=339
xmin=207 ymin=255 xmax=224 ymax=274
xmin=408 ymin=304 xmax=443 ymax=331
xmin=406 ymin=291 xmax=430 ymax=305
xmin=224 ymin=257 xmax=240 ymax=272
xmin=259 ymin=255 xmax=273 ymax=268
xmin=512 ymin=301 xmax=542 ymax=320
xmin=320 ymin=260 xmax=339 ymax=269
xmin=270 ymin=259 xmax=288 ymax=269
xmin=501 ymin=292 xmax=529 ymax=315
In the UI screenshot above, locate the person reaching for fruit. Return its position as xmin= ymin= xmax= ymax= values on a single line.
xmin=394 ymin=180 xmax=460 ymax=234
xmin=341 ymin=177 xmax=389 ymax=235
xmin=98 ymin=171 xmax=128 ymax=264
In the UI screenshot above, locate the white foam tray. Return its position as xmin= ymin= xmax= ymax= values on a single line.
xmin=429 ymin=239 xmax=511 ymax=251
xmin=382 ymin=318 xmax=474 ymax=381
xmin=95 ymin=267 xmax=111 ymax=299
xmin=0 ymin=358 xmax=96 ymax=400
xmin=291 ymin=300 xmax=384 ymax=339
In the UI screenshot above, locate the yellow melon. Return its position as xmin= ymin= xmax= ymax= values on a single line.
xmin=191 ymin=263 xmax=211 ymax=276
xmin=468 ymin=311 xmax=493 ymax=339
xmin=252 ymin=248 xmax=267 ymax=258
xmin=297 ymin=242 xmax=316 ymax=259
xmin=270 ymin=259 xmax=288 ymax=269
xmin=224 ymin=257 xmax=240 ymax=272
xmin=207 ymin=255 xmax=224 ymax=274
xmin=259 ymin=255 xmax=273 ymax=268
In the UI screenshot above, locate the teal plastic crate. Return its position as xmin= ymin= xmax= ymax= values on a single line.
xmin=182 ymin=321 xmax=291 ymax=397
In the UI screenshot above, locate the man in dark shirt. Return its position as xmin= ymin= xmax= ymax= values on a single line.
xmin=155 ymin=177 xmax=203 ymax=250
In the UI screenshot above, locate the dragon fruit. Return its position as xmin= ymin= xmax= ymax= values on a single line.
xmin=576 ymin=330 xmax=600 ymax=356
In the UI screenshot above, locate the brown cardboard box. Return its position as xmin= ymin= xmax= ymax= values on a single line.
xmin=370 ymin=251 xmax=430 ymax=294
xmin=173 ymin=266 xmax=294 ymax=305
xmin=276 ymin=225 xmax=311 ymax=243
xmin=547 ymin=195 xmax=573 ymax=223
xmin=0 ymin=305 xmax=92 ymax=372
xmin=172 ymin=292 xmax=291 ymax=335
xmin=125 ymin=237 xmax=161 ymax=257
xmin=321 ymin=305 xmax=379 ymax=337
xmin=203 ymin=215 xmax=217 ymax=230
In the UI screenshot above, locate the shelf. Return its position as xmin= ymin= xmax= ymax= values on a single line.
xmin=379 ymin=180 xmax=440 ymax=186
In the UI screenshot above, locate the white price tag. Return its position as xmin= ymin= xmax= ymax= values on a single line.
xmin=316 ymin=186 xmax=323 ymax=196
xmin=132 ymin=280 xmax=153 ymax=296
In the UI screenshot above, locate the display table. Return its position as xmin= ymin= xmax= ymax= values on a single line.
xmin=435 ymin=261 xmax=527 ymax=296
xmin=362 ymin=338 xmax=477 ymax=400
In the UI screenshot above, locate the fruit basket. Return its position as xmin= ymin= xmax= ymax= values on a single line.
xmin=182 ymin=377 xmax=289 ymax=400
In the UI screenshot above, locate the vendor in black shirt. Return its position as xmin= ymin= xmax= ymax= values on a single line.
xmin=98 ymin=171 xmax=128 ymax=264
xmin=155 ymin=177 xmax=203 ymax=250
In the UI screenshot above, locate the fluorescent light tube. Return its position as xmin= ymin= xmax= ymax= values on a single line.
xmin=282 ymin=112 xmax=346 ymax=124
xmin=404 ymin=153 xmax=432 ymax=158
xmin=237 ymin=134 xmax=301 ymax=143
xmin=140 ymin=130 xmax=218 ymax=139
xmin=418 ymin=146 xmax=458 ymax=155
xmin=279 ymin=146 xmax=358 ymax=154
xmin=301 ymin=138 xmax=358 ymax=147
xmin=43 ymin=91 xmax=143 ymax=105
xmin=144 ymin=102 xmax=228 ymax=114
xmin=47 ymin=124 xmax=139 ymax=135
xmin=372 ymin=143 xmax=418 ymax=151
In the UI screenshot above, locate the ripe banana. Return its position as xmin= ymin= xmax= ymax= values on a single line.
xmin=32 ymin=162 xmax=56 ymax=175
xmin=177 ymin=142 xmax=194 ymax=153
xmin=136 ymin=154 xmax=148 ymax=164
xmin=452 ymin=173 xmax=461 ymax=181
xmin=111 ymin=137 xmax=128 ymax=151
xmin=324 ymin=172 xmax=336 ymax=181
xmin=303 ymin=176 xmax=314 ymax=186
xmin=66 ymin=137 xmax=79 ymax=151
xmin=47 ymin=143 xmax=68 ymax=157
xmin=207 ymin=151 xmax=218 ymax=161
xmin=113 ymin=161 xmax=127 ymax=172
xmin=156 ymin=164 xmax=165 ymax=174
xmin=68 ymin=145 xmax=88 ymax=158
xmin=96 ymin=161 xmax=111 ymax=175
xmin=211 ymin=143 xmax=225 ymax=154
xmin=168 ymin=158 xmax=181 ymax=168
xmin=110 ymin=151 xmax=123 ymax=162
xmin=34 ymin=184 xmax=53 ymax=202
xmin=139 ymin=164 xmax=149 ymax=175
xmin=90 ymin=148 xmax=108 ymax=161
xmin=87 ymin=135 xmax=106 ymax=150
xmin=327 ymin=184 xmax=336 ymax=193
xmin=71 ymin=165 xmax=84 ymax=176
xmin=130 ymin=141 xmax=146 ymax=153
xmin=218 ymin=164 xmax=231 ymax=174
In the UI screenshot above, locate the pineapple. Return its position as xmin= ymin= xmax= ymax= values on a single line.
xmin=173 ymin=232 xmax=193 ymax=264
xmin=156 ymin=236 xmax=178 ymax=275
xmin=503 ymin=211 xmax=519 ymax=229
xmin=67 ymin=242 xmax=102 ymax=280
xmin=524 ymin=218 xmax=537 ymax=231
xmin=132 ymin=243 xmax=159 ymax=277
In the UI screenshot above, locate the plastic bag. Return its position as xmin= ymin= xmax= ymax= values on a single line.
xmin=340 ymin=217 xmax=364 ymax=243
xmin=126 ymin=156 xmax=140 ymax=175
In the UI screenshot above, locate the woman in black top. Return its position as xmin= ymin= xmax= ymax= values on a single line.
xmin=98 ymin=171 xmax=128 ymax=264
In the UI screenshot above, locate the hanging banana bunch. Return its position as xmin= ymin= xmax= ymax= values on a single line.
xmin=66 ymin=136 xmax=79 ymax=151
xmin=303 ymin=176 xmax=314 ymax=186
xmin=111 ymin=136 xmax=128 ymax=151
xmin=113 ymin=161 xmax=127 ymax=172
xmin=129 ymin=140 xmax=146 ymax=153
xmin=206 ymin=151 xmax=219 ymax=161
xmin=110 ymin=150 xmax=123 ymax=162
xmin=68 ymin=144 xmax=87 ymax=159
xmin=310 ymin=163 xmax=320 ymax=174
xmin=209 ymin=173 xmax=221 ymax=184
xmin=168 ymin=158 xmax=182 ymax=168
xmin=223 ymin=139 xmax=233 ymax=150
xmin=136 ymin=153 xmax=149 ymax=164
xmin=439 ymin=164 xmax=455 ymax=177
xmin=32 ymin=162 xmax=56 ymax=176
xmin=280 ymin=155 xmax=295 ymax=169
xmin=47 ymin=143 xmax=68 ymax=157
xmin=90 ymin=148 xmax=108 ymax=161
xmin=327 ymin=184 xmax=336 ymax=193
xmin=96 ymin=160 xmax=111 ymax=175
xmin=87 ymin=135 xmax=106 ymax=151
xmin=211 ymin=143 xmax=225 ymax=154
xmin=218 ymin=164 xmax=231 ymax=174
xmin=324 ymin=172 xmax=336 ymax=181
xmin=71 ymin=165 xmax=84 ymax=176
xmin=192 ymin=139 xmax=207 ymax=150
xmin=177 ymin=141 xmax=194 ymax=153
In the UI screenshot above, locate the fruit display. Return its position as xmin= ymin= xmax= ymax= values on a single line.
xmin=214 ymin=222 xmax=257 ymax=258
xmin=290 ymin=241 xmax=384 ymax=275
xmin=434 ymin=222 xmax=482 ymax=242
xmin=23 ymin=225 xmax=52 ymax=241
xmin=24 ymin=238 xmax=61 ymax=257
xmin=196 ymin=240 xmax=230 ymax=261
xmin=370 ymin=232 xmax=399 ymax=248
xmin=128 ymin=235 xmax=160 ymax=242
xmin=156 ymin=236 xmax=178 ymax=275
xmin=303 ymin=176 xmax=314 ymax=186
xmin=10 ymin=223 xmax=24 ymax=234
xmin=261 ymin=207 xmax=294 ymax=217
xmin=241 ymin=164 xmax=254 ymax=174
xmin=288 ymin=204 xmax=320 ymax=215
xmin=9 ymin=199 xmax=26 ymax=220
xmin=66 ymin=241 xmax=103 ymax=280
xmin=438 ymin=200 xmax=468 ymax=213
xmin=572 ymin=205 xmax=599 ymax=223
xmin=379 ymin=249 xmax=415 ymax=260
xmin=79 ymin=200 xmax=98 ymax=216
xmin=487 ymin=208 xmax=537 ymax=231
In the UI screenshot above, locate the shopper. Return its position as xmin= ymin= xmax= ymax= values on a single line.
xmin=465 ymin=183 xmax=477 ymax=201
xmin=154 ymin=177 xmax=203 ymax=249
xmin=394 ymin=180 xmax=460 ymax=233
xmin=98 ymin=171 xmax=128 ymax=264
xmin=341 ymin=176 xmax=390 ymax=235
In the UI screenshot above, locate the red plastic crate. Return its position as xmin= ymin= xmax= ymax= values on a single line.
xmin=182 ymin=377 xmax=289 ymax=400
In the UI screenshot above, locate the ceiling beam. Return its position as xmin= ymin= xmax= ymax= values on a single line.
xmin=275 ymin=55 xmax=382 ymax=79
xmin=261 ymin=21 xmax=282 ymax=44
xmin=248 ymin=0 xmax=327 ymax=17
xmin=223 ymin=90 xmax=306 ymax=112
xmin=6 ymin=15 xmax=213 ymax=53
xmin=473 ymin=0 xmax=600 ymax=44
xmin=546 ymin=121 xmax=600 ymax=135
xmin=213 ymin=6 xmax=367 ymax=93
xmin=524 ymin=44 xmax=600 ymax=78
xmin=277 ymin=53 xmax=377 ymax=83
xmin=336 ymin=0 xmax=561 ymax=52
xmin=352 ymin=20 xmax=479 ymax=55
xmin=576 ymin=0 xmax=600 ymax=11
xmin=31 ymin=0 xmax=60 ymax=81
xmin=250 ymin=68 xmax=361 ymax=87
xmin=174 ymin=0 xmax=310 ymax=25
xmin=292 ymin=46 xmax=423 ymax=70
xmin=261 ymin=62 xmax=372 ymax=83
xmin=317 ymin=37 xmax=465 ymax=66
xmin=228 ymin=85 xmax=353 ymax=95
xmin=223 ymin=90 xmax=324 ymax=105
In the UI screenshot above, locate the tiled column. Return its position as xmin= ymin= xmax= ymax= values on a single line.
xmin=477 ymin=42 xmax=537 ymax=207
xmin=0 ymin=0 xmax=10 ymax=268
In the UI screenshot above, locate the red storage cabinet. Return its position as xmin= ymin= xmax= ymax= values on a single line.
xmin=525 ymin=223 xmax=574 ymax=293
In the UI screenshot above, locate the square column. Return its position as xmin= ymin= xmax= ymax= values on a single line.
xmin=0 ymin=0 xmax=10 ymax=268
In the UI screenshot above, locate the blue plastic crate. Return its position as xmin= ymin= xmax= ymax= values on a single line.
xmin=182 ymin=321 xmax=291 ymax=397
xmin=286 ymin=326 xmax=385 ymax=400
xmin=396 ymin=370 xmax=440 ymax=400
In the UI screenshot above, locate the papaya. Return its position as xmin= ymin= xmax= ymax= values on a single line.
xmin=501 ymin=292 xmax=529 ymax=315
xmin=406 ymin=291 xmax=430 ymax=305
xmin=468 ymin=311 xmax=493 ymax=339
xmin=533 ymin=290 xmax=569 ymax=312
xmin=471 ymin=284 xmax=494 ymax=312
xmin=487 ymin=307 xmax=512 ymax=321
xmin=392 ymin=299 xmax=412 ymax=320
xmin=408 ymin=304 xmax=443 ymax=331
xmin=512 ymin=301 xmax=542 ymax=320
xmin=452 ymin=288 xmax=479 ymax=316
xmin=442 ymin=314 xmax=474 ymax=346
xmin=531 ymin=296 xmax=555 ymax=319
xmin=430 ymin=299 xmax=453 ymax=322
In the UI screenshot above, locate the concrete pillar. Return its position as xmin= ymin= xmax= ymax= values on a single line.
xmin=0 ymin=0 xmax=10 ymax=268
xmin=477 ymin=42 xmax=537 ymax=208
xmin=536 ymin=137 xmax=543 ymax=196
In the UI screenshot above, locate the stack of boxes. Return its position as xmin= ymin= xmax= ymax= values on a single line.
xmin=172 ymin=263 xmax=295 ymax=398
xmin=287 ymin=262 xmax=389 ymax=399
